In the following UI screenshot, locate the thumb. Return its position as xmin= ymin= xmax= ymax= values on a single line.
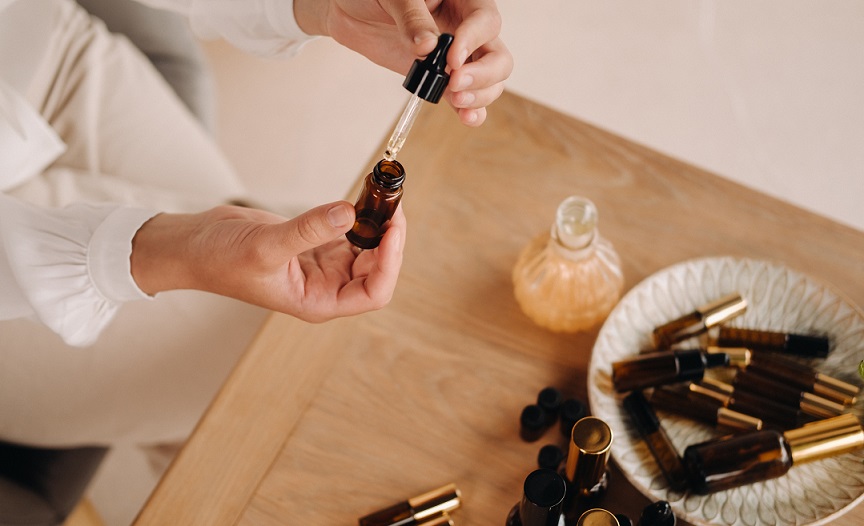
xmin=275 ymin=201 xmax=355 ymax=256
xmin=380 ymin=0 xmax=439 ymax=53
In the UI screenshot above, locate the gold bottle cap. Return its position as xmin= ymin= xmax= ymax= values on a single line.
xmin=688 ymin=382 xmax=730 ymax=405
xmin=408 ymin=483 xmax=462 ymax=521
xmin=799 ymin=392 xmax=847 ymax=419
xmin=784 ymin=414 xmax=864 ymax=465
xmin=576 ymin=508 xmax=620 ymax=526
xmin=699 ymin=377 xmax=735 ymax=396
xmin=706 ymin=346 xmax=751 ymax=368
xmin=697 ymin=293 xmax=748 ymax=328
xmin=716 ymin=407 xmax=763 ymax=431
xmin=416 ymin=513 xmax=455 ymax=526
xmin=814 ymin=373 xmax=860 ymax=405
xmin=565 ymin=417 xmax=613 ymax=497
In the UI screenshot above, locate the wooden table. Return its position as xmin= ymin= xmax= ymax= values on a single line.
xmin=134 ymin=91 xmax=864 ymax=525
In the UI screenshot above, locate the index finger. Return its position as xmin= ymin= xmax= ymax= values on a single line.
xmin=446 ymin=0 xmax=504 ymax=70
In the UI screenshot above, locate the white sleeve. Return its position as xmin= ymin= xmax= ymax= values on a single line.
xmin=136 ymin=0 xmax=315 ymax=58
xmin=0 ymin=193 xmax=158 ymax=347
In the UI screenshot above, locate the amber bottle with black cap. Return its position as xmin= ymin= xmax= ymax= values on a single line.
xmin=358 ymin=483 xmax=461 ymax=526
xmin=505 ymin=469 xmax=567 ymax=526
xmin=714 ymin=326 xmax=829 ymax=357
xmin=611 ymin=349 xmax=729 ymax=392
xmin=651 ymin=293 xmax=747 ymax=349
xmin=683 ymin=413 xmax=864 ymax=494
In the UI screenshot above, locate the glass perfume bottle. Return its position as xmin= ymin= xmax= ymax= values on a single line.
xmin=346 ymin=159 xmax=405 ymax=249
xmin=512 ymin=196 xmax=624 ymax=333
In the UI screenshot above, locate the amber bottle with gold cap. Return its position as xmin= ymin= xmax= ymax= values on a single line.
xmin=346 ymin=159 xmax=405 ymax=250
xmin=651 ymin=293 xmax=747 ymax=349
xmin=682 ymin=413 xmax=864 ymax=494
xmin=358 ymin=483 xmax=461 ymax=526
xmin=560 ymin=417 xmax=613 ymax=521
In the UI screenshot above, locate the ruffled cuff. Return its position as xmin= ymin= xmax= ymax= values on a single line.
xmin=0 ymin=196 xmax=158 ymax=347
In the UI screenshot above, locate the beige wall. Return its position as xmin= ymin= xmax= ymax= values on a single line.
xmin=204 ymin=0 xmax=864 ymax=231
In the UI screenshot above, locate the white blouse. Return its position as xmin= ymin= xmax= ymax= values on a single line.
xmin=0 ymin=0 xmax=312 ymax=346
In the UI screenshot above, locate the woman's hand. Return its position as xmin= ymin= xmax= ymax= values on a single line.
xmin=294 ymin=0 xmax=513 ymax=126
xmin=130 ymin=201 xmax=406 ymax=322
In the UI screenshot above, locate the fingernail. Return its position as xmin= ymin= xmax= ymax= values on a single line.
xmin=327 ymin=205 xmax=351 ymax=228
xmin=457 ymin=48 xmax=469 ymax=67
xmin=464 ymin=110 xmax=479 ymax=124
xmin=453 ymin=74 xmax=474 ymax=91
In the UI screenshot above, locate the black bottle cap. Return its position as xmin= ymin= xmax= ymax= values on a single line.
xmin=675 ymin=350 xmax=727 ymax=382
xmin=537 ymin=387 xmax=564 ymax=425
xmin=537 ymin=444 xmax=566 ymax=471
xmin=623 ymin=391 xmax=660 ymax=436
xmin=519 ymin=469 xmax=567 ymax=526
xmin=559 ymin=398 xmax=588 ymax=438
xmin=638 ymin=500 xmax=676 ymax=526
xmin=616 ymin=514 xmax=635 ymax=526
xmin=520 ymin=405 xmax=548 ymax=442
xmin=403 ymin=33 xmax=453 ymax=103
xmin=786 ymin=333 xmax=830 ymax=357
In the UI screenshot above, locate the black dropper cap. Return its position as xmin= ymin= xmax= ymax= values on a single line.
xmin=559 ymin=398 xmax=588 ymax=439
xmin=403 ymin=33 xmax=454 ymax=103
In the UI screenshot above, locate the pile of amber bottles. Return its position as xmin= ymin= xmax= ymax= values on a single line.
xmin=610 ymin=292 xmax=863 ymax=495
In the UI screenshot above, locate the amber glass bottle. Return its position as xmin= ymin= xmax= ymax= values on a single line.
xmin=682 ymin=413 xmax=864 ymax=494
xmin=512 ymin=196 xmax=623 ymax=333
xmin=346 ymin=159 xmax=405 ymax=249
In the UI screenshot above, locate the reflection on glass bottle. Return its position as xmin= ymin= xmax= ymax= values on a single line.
xmin=512 ymin=196 xmax=623 ymax=333
xmin=346 ymin=159 xmax=405 ymax=250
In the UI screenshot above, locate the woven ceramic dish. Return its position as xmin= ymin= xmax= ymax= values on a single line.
xmin=587 ymin=256 xmax=864 ymax=526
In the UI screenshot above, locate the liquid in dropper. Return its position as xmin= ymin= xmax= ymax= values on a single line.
xmin=383 ymin=91 xmax=424 ymax=161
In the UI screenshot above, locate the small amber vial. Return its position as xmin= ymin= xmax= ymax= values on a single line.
xmin=346 ymin=159 xmax=405 ymax=249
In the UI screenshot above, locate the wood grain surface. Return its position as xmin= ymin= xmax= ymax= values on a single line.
xmin=135 ymin=91 xmax=864 ymax=526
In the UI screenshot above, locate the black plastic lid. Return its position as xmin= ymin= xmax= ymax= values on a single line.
xmin=521 ymin=405 xmax=547 ymax=431
xmin=559 ymin=398 xmax=588 ymax=438
xmin=623 ymin=390 xmax=660 ymax=435
xmin=537 ymin=444 xmax=566 ymax=471
xmin=786 ymin=333 xmax=830 ymax=357
xmin=519 ymin=469 xmax=567 ymax=525
xmin=403 ymin=33 xmax=453 ymax=103
xmin=675 ymin=350 xmax=727 ymax=382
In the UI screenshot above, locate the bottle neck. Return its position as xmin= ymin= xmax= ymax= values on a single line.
xmin=372 ymin=159 xmax=405 ymax=189
xmin=549 ymin=196 xmax=598 ymax=259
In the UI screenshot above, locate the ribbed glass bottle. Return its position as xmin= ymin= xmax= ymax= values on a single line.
xmin=512 ymin=196 xmax=623 ymax=333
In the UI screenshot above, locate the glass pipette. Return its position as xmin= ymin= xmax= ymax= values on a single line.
xmin=382 ymin=33 xmax=454 ymax=161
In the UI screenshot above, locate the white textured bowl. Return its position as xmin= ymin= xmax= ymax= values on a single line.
xmin=588 ymin=256 xmax=864 ymax=526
